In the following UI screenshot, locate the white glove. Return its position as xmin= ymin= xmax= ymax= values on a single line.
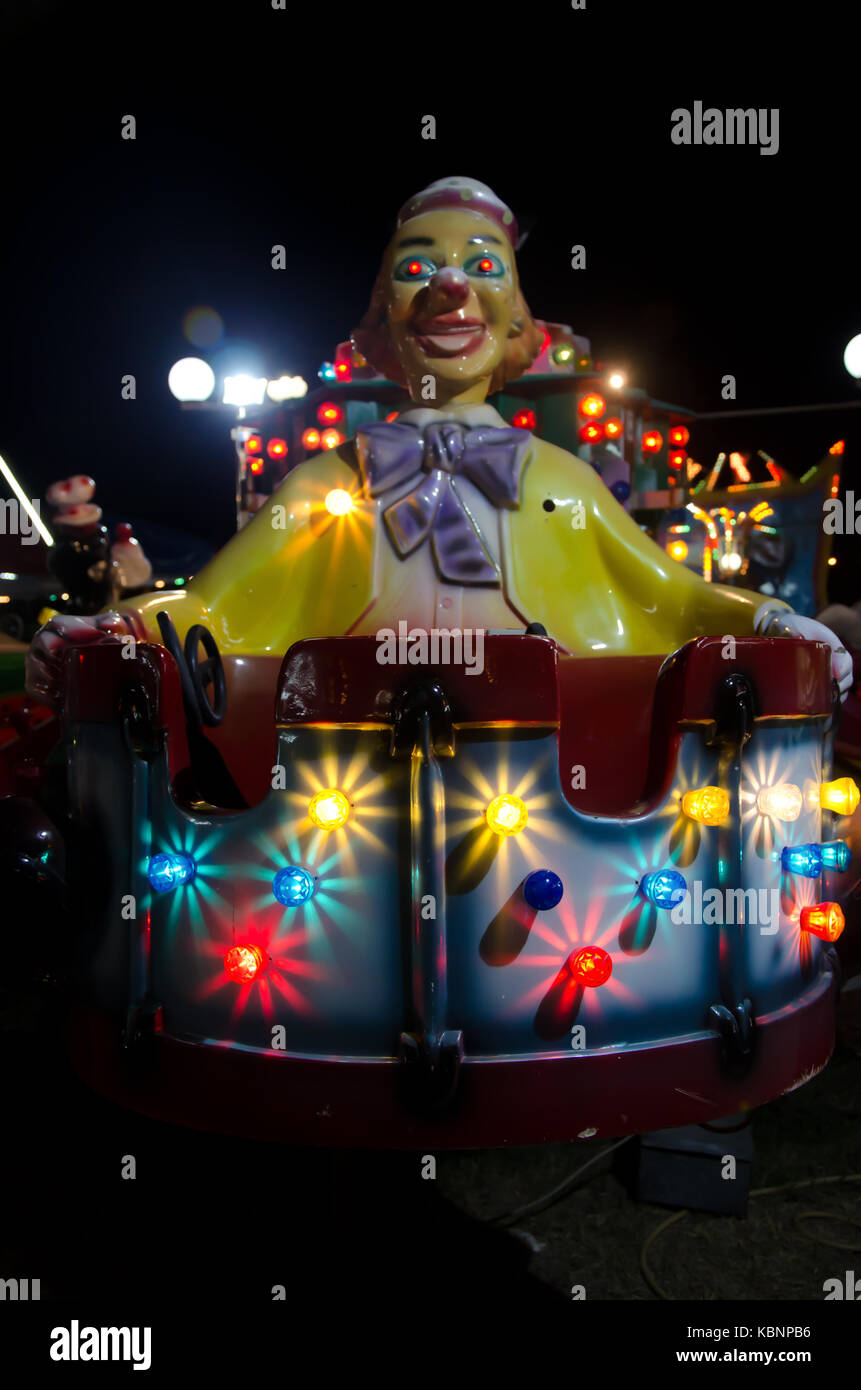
xmin=25 ymin=611 xmax=133 ymax=709
xmin=754 ymin=601 xmax=854 ymax=702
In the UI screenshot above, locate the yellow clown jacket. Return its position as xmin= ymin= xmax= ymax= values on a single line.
xmin=118 ymin=404 xmax=780 ymax=658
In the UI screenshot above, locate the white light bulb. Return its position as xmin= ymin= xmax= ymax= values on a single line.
xmin=843 ymin=334 xmax=861 ymax=380
xmin=168 ymin=357 xmax=216 ymax=402
xmin=223 ymin=375 xmax=268 ymax=407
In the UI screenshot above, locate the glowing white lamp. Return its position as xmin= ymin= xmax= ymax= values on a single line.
xmin=843 ymin=334 xmax=861 ymax=380
xmin=222 ymin=375 xmax=267 ymax=407
xmin=168 ymin=357 xmax=216 ymax=402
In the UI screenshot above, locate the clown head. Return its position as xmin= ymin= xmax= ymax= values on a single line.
xmin=353 ymin=177 xmax=544 ymax=407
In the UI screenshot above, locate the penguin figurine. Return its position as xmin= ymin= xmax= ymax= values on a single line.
xmin=46 ymin=475 xmax=112 ymax=615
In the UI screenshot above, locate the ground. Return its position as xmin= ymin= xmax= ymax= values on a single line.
xmin=1 ymin=984 xmax=859 ymax=1308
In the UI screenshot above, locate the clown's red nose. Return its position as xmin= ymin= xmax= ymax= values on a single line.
xmin=427 ymin=266 xmax=470 ymax=306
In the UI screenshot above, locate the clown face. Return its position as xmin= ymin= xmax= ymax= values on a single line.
xmin=382 ymin=209 xmax=518 ymax=404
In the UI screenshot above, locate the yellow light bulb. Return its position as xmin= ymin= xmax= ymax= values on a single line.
xmin=682 ymin=786 xmax=729 ymax=825
xmin=308 ymin=788 xmax=351 ymax=829
xmin=756 ymin=784 xmax=803 ymax=821
xmin=324 ymin=488 xmax=353 ymax=516
xmin=485 ymin=795 xmax=528 ymax=836
xmin=667 ymin=540 xmax=688 ymax=562
xmin=819 ymin=777 xmax=860 ymax=817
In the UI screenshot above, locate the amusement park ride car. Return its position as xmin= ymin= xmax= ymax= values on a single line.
xmin=4 ymin=176 xmax=861 ymax=1149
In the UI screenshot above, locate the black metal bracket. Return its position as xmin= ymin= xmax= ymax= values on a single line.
xmin=119 ymin=682 xmax=162 ymax=761
xmin=391 ymin=680 xmax=454 ymax=758
xmin=708 ymin=998 xmax=755 ymax=1076
xmin=821 ymin=944 xmax=842 ymax=992
xmin=825 ymin=677 xmax=843 ymax=737
xmin=397 ymin=1028 xmax=464 ymax=1111
xmin=122 ymin=998 xmax=164 ymax=1079
xmin=708 ymin=672 xmax=756 ymax=748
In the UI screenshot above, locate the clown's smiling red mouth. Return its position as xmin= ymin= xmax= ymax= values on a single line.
xmin=408 ymin=312 xmax=487 ymax=357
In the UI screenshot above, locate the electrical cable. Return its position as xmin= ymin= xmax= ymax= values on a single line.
xmin=487 ymin=1135 xmax=634 ymax=1228
xmin=793 ymin=1210 xmax=861 ymax=1251
xmin=640 ymin=1173 xmax=861 ymax=1299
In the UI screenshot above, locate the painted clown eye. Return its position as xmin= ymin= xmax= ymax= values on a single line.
xmin=394 ymin=255 xmax=436 ymax=282
xmin=464 ymin=252 xmax=505 ymax=277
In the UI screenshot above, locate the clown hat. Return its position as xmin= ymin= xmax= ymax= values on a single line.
xmin=396 ymin=177 xmax=518 ymax=245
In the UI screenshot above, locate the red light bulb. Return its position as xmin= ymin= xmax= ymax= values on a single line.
xmin=669 ymin=426 xmax=690 ymax=447
xmin=512 ymin=409 xmax=536 ymax=430
xmin=579 ymin=393 xmax=606 ymax=419
xmin=567 ymin=946 xmax=612 ymax=986
xmin=267 ymin=437 xmax=287 ymax=458
xmin=224 ymin=944 xmax=267 ymax=983
xmin=642 ymin=430 xmax=663 ymax=454
xmin=800 ymin=902 xmax=845 ymax=942
xmin=245 ymin=435 xmax=263 ymax=454
xmin=579 ymin=421 xmax=604 ymax=443
xmin=317 ymin=402 xmax=343 ymax=426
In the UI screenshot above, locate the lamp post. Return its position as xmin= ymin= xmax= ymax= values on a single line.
xmin=169 ymin=358 xmax=307 ymax=531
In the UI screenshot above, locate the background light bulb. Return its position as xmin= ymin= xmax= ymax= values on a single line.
xmin=820 ymin=840 xmax=851 ymax=871
xmin=819 ymin=778 xmax=860 ymax=816
xmin=224 ymin=944 xmax=267 ymax=983
xmin=682 ymin=786 xmax=729 ymax=825
xmin=485 ymin=795 xmax=528 ymax=836
xmin=325 ymin=489 xmax=353 ymax=516
xmin=308 ymin=789 xmax=351 ymax=829
xmin=640 ymin=869 xmax=687 ymax=909
xmin=757 ymin=784 xmax=803 ymax=821
xmin=147 ymin=851 xmax=196 ymax=893
xmin=168 ymin=357 xmax=215 ymax=402
xmin=523 ymin=870 xmax=564 ymax=910
xmin=800 ymin=903 xmax=845 ymax=942
xmin=273 ymin=865 xmax=316 ymax=906
xmin=780 ymin=844 xmax=822 ymax=878
xmin=567 ymin=946 xmax=613 ymax=987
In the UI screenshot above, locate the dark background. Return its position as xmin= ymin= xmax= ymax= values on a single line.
xmin=1 ymin=0 xmax=860 ymax=1343
xmin=0 ymin=1 xmax=858 ymax=595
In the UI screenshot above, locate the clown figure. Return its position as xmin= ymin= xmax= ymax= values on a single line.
xmin=27 ymin=177 xmax=853 ymax=703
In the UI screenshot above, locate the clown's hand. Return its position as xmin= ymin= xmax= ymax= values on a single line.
xmin=26 ymin=611 xmax=133 ymax=709
xmin=754 ymin=601 xmax=854 ymax=702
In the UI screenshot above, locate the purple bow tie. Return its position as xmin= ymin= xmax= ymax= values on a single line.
xmin=354 ymin=419 xmax=530 ymax=585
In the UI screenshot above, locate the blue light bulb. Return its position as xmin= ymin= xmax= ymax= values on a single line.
xmin=820 ymin=840 xmax=851 ymax=872
xmin=523 ymin=869 xmax=564 ymax=911
xmin=318 ymin=362 xmax=336 ymax=381
xmin=273 ymin=865 xmax=316 ymax=906
xmin=147 ymin=852 xmax=196 ymax=893
xmin=780 ymin=844 xmax=822 ymax=878
xmin=640 ymin=869 xmax=687 ymax=909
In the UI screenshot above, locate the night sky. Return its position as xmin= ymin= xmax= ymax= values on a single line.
xmin=1 ymin=2 xmax=858 ymax=591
